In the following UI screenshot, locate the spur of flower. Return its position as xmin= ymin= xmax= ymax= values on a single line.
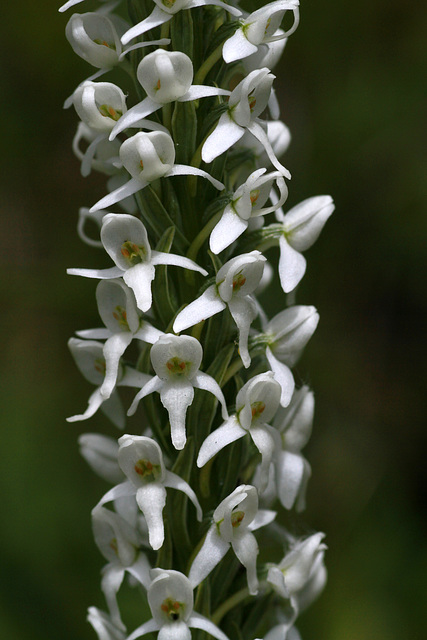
xmin=202 ymin=68 xmax=290 ymax=177
xmin=127 ymin=569 xmax=229 ymax=640
xmin=223 ymin=0 xmax=300 ymax=63
xmin=189 ymin=485 xmax=276 ymax=595
xmin=92 ymin=505 xmax=151 ymax=628
xmin=97 ymin=435 xmax=202 ymax=550
xmin=109 ymin=49 xmax=230 ymax=141
xmin=197 ymin=372 xmax=282 ymax=491
xmin=67 ymin=338 xmax=151 ymax=427
xmin=173 ymin=251 xmax=266 ymax=367
xmin=209 ymin=168 xmax=288 ymax=254
xmin=127 ymin=335 xmax=228 ymax=450
xmin=75 ymin=279 xmax=164 ymax=399
xmin=89 ymin=131 xmax=225 ymax=212
xmin=120 ymin=0 xmax=242 ymax=46
xmin=67 ymin=213 xmax=208 ymax=313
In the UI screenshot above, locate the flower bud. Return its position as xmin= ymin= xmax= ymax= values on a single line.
xmin=282 ymin=196 xmax=335 ymax=252
xmin=267 ymin=306 xmax=319 ymax=368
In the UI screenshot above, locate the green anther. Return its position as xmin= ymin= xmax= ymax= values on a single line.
xmin=250 ymin=189 xmax=260 ymax=205
xmin=251 ymin=401 xmax=266 ymax=420
xmin=166 ymin=357 xmax=191 ymax=376
xmin=93 ymin=39 xmax=116 ymax=50
xmin=162 ymin=0 xmax=176 ymax=8
xmin=232 ymin=271 xmax=247 ymax=292
xmin=98 ymin=104 xmax=122 ymax=121
xmin=134 ymin=458 xmax=161 ymax=480
xmin=112 ymin=305 xmax=129 ymax=330
xmin=120 ymin=241 xmax=146 ymax=266
xmin=160 ymin=597 xmax=184 ymax=621
xmin=231 ymin=510 xmax=245 ymax=528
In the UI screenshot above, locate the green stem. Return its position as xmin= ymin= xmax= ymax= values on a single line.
xmin=160 ymin=22 xmax=170 ymax=43
xmin=194 ymin=43 xmax=224 ymax=85
xmin=211 ymin=586 xmax=250 ymax=625
xmin=221 ymin=356 xmax=245 ymax=387
xmin=187 ymin=211 xmax=222 ymax=262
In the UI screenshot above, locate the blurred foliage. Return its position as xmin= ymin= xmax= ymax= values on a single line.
xmin=0 ymin=1 xmax=426 ymax=639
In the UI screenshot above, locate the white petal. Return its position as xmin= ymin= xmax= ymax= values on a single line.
xmin=67 ymin=266 xmax=123 ymax=279
xmin=109 ymin=98 xmax=162 ymax=140
xmin=231 ymin=531 xmax=259 ymax=595
xmin=188 ymin=613 xmax=230 ymax=640
xmin=180 ymin=85 xmax=230 ymax=101
xmin=167 ymin=164 xmax=225 ymax=191
xmin=197 ymin=417 xmax=245 ymax=468
xmin=173 ymin=285 xmax=226 ymax=333
xmin=127 ymin=376 xmax=163 ymax=416
xmin=278 ymin=236 xmax=307 ymax=293
xmin=266 ymin=347 xmax=295 ymax=407
xmin=76 ymin=328 xmax=112 ymax=340
xmin=123 ymin=262 xmax=156 ymax=313
xmin=160 ymin=380 xmax=194 ymax=450
xmin=158 ymin=622 xmax=191 ymax=640
xmin=247 ymin=121 xmax=291 ymax=178
xmin=127 ymin=619 xmax=160 ymax=640
xmin=119 ymin=366 xmax=152 ymax=389
xmin=228 ymin=296 xmax=258 ymax=368
xmin=127 ymin=553 xmax=152 ymax=590
xmin=250 ymin=425 xmax=276 ymax=493
xmin=223 ymin=28 xmax=258 ymax=63
xmin=192 ymin=371 xmax=228 ymax=419
xmin=101 ymin=565 xmax=126 ymax=630
xmin=67 ymin=387 xmax=105 ymax=423
xmin=151 ymin=250 xmax=208 ymax=275
xmin=189 ymin=0 xmax=242 ymax=15
xmin=275 ymin=450 xmax=305 ymax=510
xmin=188 ymin=526 xmax=230 ymax=587
xmin=248 ymin=508 xmax=277 ymax=532
xmin=134 ymin=322 xmax=164 ymax=344
xmin=101 ymin=332 xmax=133 ymax=399
xmin=136 ymin=483 xmax=167 ymax=550
xmin=121 ymin=7 xmax=171 ymax=45
xmin=209 ymin=208 xmax=248 ymax=254
xmin=96 ymin=481 xmax=136 ymax=508
xmin=202 ymin=113 xmax=245 ymax=164
xmin=101 ymin=391 xmax=126 ymax=429
xmin=90 ymin=177 xmax=145 ymax=213
xmin=164 ymin=470 xmax=202 ymax=521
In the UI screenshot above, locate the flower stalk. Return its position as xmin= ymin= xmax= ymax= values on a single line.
xmin=60 ymin=1 xmax=334 ymax=639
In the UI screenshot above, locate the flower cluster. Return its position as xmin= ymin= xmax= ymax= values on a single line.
xmin=61 ymin=1 xmax=334 ymax=640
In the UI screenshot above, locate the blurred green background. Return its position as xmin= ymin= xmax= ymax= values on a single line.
xmin=1 ymin=1 xmax=426 ymax=639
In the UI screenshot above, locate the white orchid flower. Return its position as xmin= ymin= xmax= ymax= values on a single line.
xmin=269 ymin=385 xmax=314 ymax=510
xmin=189 ymin=485 xmax=276 ymax=595
xmin=96 ymin=435 xmax=202 ymax=550
xmin=121 ymin=0 xmax=241 ymax=46
xmin=273 ymin=195 xmax=335 ymax=292
xmin=127 ymin=569 xmax=229 ymax=640
xmin=89 ymin=131 xmax=225 ymax=212
xmin=67 ymin=214 xmax=207 ymax=313
xmin=76 ymin=279 xmax=163 ymax=399
xmin=237 ymin=120 xmax=291 ymax=169
xmin=87 ymin=607 xmax=126 ymax=640
xmin=79 ymin=433 xmax=123 ymax=483
xmin=266 ymin=532 xmax=327 ymax=609
xmin=128 ymin=335 xmax=228 ymax=450
xmin=174 ymin=251 xmax=266 ymax=367
xmin=110 ymin=50 xmax=230 ymax=141
xmin=92 ymin=505 xmax=151 ymax=628
xmin=264 ymin=306 xmax=319 ymax=406
xmin=73 ymin=123 xmax=121 ymax=176
xmin=202 ymin=68 xmax=290 ymax=177
xmin=67 ymin=338 xmax=151 ymax=427
xmin=223 ymin=1 xmax=299 ymax=63
xmin=209 ymin=168 xmax=288 ymax=254
xmin=197 ymin=373 xmax=282 ymax=491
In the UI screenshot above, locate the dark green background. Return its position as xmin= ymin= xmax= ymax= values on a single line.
xmin=1 ymin=1 xmax=426 ymax=638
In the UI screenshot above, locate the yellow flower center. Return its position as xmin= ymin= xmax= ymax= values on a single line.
xmin=251 ymin=401 xmax=266 ymax=419
xmin=161 ymin=598 xmax=184 ymax=621
xmin=231 ymin=510 xmax=245 ymax=528
xmin=232 ymin=272 xmax=247 ymax=292
xmin=112 ymin=305 xmax=129 ymax=330
xmin=121 ymin=241 xmax=146 ymax=266
xmin=98 ymin=104 xmax=122 ymax=121
xmin=166 ymin=357 xmax=190 ymax=376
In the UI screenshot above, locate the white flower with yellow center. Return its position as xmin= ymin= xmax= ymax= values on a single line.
xmin=128 ymin=335 xmax=228 ymax=450
xmin=197 ymin=373 xmax=282 ymax=491
xmin=89 ymin=131 xmax=225 ymax=212
xmin=68 ymin=214 xmax=207 ymax=313
xmin=67 ymin=338 xmax=151 ymax=427
xmin=97 ymin=435 xmax=202 ymax=550
xmin=209 ymin=168 xmax=288 ymax=254
xmin=189 ymin=485 xmax=276 ymax=595
xmin=173 ymin=251 xmax=266 ymax=367
xmin=75 ymin=279 xmax=163 ymax=399
xmin=202 ymin=68 xmax=290 ymax=177
xmin=223 ymin=0 xmax=300 ymax=63
xmin=127 ymin=569 xmax=229 ymax=640
xmin=110 ymin=50 xmax=230 ymax=141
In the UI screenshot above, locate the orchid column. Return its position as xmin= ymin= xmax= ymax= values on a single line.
xmin=61 ymin=1 xmax=333 ymax=639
